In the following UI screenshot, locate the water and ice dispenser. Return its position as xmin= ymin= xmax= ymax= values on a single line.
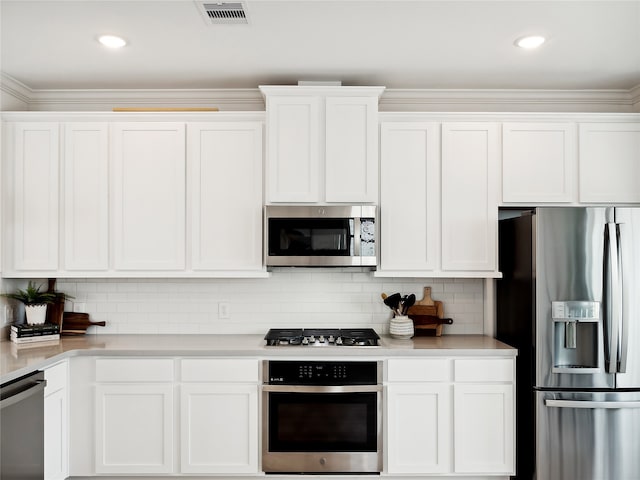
xmin=552 ymin=301 xmax=600 ymax=372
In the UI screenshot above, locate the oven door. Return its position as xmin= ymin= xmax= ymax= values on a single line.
xmin=262 ymin=385 xmax=382 ymax=473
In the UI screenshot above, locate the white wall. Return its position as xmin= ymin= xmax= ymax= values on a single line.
xmin=55 ymin=270 xmax=485 ymax=335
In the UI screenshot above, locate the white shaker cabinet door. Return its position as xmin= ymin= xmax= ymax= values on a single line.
xmin=8 ymin=122 xmax=59 ymax=271
xmin=502 ymin=122 xmax=576 ymax=203
xmin=379 ymin=122 xmax=440 ymax=272
xmin=180 ymin=384 xmax=259 ymax=474
xmin=325 ymin=96 xmax=378 ymax=203
xmin=441 ymin=123 xmax=499 ymax=273
xmin=265 ymin=95 xmax=321 ymax=203
xmin=112 ymin=123 xmax=186 ymax=270
xmin=188 ymin=122 xmax=263 ymax=272
xmin=95 ymin=384 xmax=174 ymax=474
xmin=579 ymin=123 xmax=640 ymax=203
xmin=63 ymin=123 xmax=109 ymax=271
xmin=44 ymin=362 xmax=68 ymax=480
xmin=386 ymin=383 xmax=451 ymax=474
xmin=454 ymin=383 xmax=514 ymax=474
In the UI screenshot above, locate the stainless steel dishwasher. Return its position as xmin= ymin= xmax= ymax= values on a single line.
xmin=0 ymin=371 xmax=46 ymax=479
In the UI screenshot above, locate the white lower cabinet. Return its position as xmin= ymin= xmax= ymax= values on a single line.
xmin=386 ymin=383 xmax=451 ymax=474
xmin=44 ymin=362 xmax=68 ymax=480
xmin=385 ymin=357 xmax=515 ymax=477
xmin=180 ymin=384 xmax=258 ymax=473
xmin=88 ymin=357 xmax=261 ymax=476
xmin=94 ymin=358 xmax=175 ymax=474
xmin=453 ymin=358 xmax=515 ymax=475
xmin=180 ymin=358 xmax=259 ymax=474
xmin=95 ymin=384 xmax=174 ymax=474
xmin=453 ymin=384 xmax=514 ymax=474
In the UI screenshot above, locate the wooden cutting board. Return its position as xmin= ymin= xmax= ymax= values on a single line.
xmin=407 ymin=287 xmax=450 ymax=336
xmin=62 ymin=312 xmax=106 ymax=335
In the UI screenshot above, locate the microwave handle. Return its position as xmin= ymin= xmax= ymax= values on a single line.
xmin=353 ymin=218 xmax=361 ymax=257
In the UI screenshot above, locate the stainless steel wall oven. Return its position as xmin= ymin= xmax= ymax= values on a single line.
xmin=261 ymin=360 xmax=382 ymax=474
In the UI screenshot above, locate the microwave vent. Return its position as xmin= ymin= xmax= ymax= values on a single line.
xmin=198 ymin=2 xmax=249 ymax=24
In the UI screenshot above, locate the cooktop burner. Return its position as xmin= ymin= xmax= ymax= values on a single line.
xmin=264 ymin=328 xmax=380 ymax=346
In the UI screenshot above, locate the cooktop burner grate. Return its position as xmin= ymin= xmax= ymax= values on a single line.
xmin=264 ymin=328 xmax=380 ymax=346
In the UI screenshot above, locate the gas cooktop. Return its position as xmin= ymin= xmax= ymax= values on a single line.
xmin=264 ymin=328 xmax=380 ymax=347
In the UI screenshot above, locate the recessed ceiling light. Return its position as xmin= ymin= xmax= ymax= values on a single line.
xmin=98 ymin=35 xmax=127 ymax=49
xmin=515 ymin=35 xmax=546 ymax=49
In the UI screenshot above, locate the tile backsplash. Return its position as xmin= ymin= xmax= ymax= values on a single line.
xmin=45 ymin=270 xmax=486 ymax=335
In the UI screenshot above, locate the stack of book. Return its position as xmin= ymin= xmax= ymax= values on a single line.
xmin=10 ymin=323 xmax=60 ymax=345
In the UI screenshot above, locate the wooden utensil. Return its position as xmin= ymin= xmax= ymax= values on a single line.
xmin=62 ymin=312 xmax=106 ymax=335
xmin=45 ymin=278 xmax=66 ymax=328
xmin=406 ymin=287 xmax=451 ymax=336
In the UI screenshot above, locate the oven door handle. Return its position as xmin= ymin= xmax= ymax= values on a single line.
xmin=262 ymin=385 xmax=382 ymax=393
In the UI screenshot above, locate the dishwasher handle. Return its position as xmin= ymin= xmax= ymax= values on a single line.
xmin=0 ymin=377 xmax=46 ymax=410
xmin=545 ymin=399 xmax=640 ymax=409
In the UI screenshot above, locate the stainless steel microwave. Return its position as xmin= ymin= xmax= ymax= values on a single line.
xmin=265 ymin=205 xmax=376 ymax=267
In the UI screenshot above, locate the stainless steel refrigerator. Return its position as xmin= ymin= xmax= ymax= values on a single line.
xmin=497 ymin=207 xmax=640 ymax=480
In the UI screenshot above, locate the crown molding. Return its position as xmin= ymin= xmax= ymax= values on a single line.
xmin=379 ymin=87 xmax=640 ymax=112
xmin=630 ymin=84 xmax=640 ymax=111
xmin=2 ymin=73 xmax=639 ymax=113
xmin=0 ymin=74 xmax=32 ymax=106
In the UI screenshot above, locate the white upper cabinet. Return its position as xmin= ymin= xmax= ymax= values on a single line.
xmin=379 ymin=121 xmax=440 ymax=273
xmin=502 ymin=122 xmax=576 ymax=203
xmin=441 ymin=123 xmax=499 ymax=274
xmin=378 ymin=119 xmax=500 ymax=277
xmin=112 ymin=122 xmax=186 ymax=271
xmin=63 ymin=123 xmax=109 ymax=271
xmin=187 ymin=122 xmax=264 ymax=273
xmin=261 ymin=86 xmax=384 ymax=204
xmin=5 ymin=122 xmax=59 ymax=271
xmin=325 ymin=96 xmax=379 ymax=202
xmin=264 ymin=95 xmax=320 ymax=203
xmin=579 ymin=123 xmax=640 ymax=203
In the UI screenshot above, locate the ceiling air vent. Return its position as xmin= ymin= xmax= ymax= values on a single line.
xmin=199 ymin=2 xmax=249 ymax=25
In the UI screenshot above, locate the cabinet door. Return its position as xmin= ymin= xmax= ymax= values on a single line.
xmin=266 ymin=96 xmax=320 ymax=202
xmin=579 ymin=123 xmax=640 ymax=203
xmin=188 ymin=122 xmax=263 ymax=272
xmin=63 ymin=123 xmax=109 ymax=271
xmin=10 ymin=122 xmax=59 ymax=271
xmin=44 ymin=363 xmax=68 ymax=480
xmin=502 ymin=122 xmax=576 ymax=203
xmin=180 ymin=384 xmax=258 ymax=474
xmin=386 ymin=383 xmax=451 ymax=474
xmin=325 ymin=96 xmax=378 ymax=203
xmin=379 ymin=122 xmax=439 ymax=272
xmin=454 ymin=384 xmax=514 ymax=474
xmin=112 ymin=123 xmax=185 ymax=270
xmin=441 ymin=123 xmax=499 ymax=273
xmin=95 ymin=384 xmax=174 ymax=474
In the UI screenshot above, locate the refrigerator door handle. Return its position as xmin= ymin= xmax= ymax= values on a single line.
xmin=605 ymin=222 xmax=621 ymax=373
xmin=618 ymin=222 xmax=631 ymax=373
xmin=545 ymin=399 xmax=640 ymax=409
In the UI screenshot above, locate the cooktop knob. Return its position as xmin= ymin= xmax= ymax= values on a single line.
xmin=302 ymin=338 xmax=309 ymax=345
xmin=308 ymin=336 xmax=316 ymax=344
xmin=328 ymin=335 xmax=335 ymax=343
xmin=336 ymin=337 xmax=343 ymax=345
xmin=319 ymin=335 xmax=325 ymax=343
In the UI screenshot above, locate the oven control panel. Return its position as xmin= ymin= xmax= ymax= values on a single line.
xmin=266 ymin=360 xmax=380 ymax=385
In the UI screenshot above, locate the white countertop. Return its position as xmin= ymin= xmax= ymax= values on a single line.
xmin=0 ymin=334 xmax=516 ymax=384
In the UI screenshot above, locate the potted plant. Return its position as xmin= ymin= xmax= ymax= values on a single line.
xmin=2 ymin=281 xmax=57 ymax=325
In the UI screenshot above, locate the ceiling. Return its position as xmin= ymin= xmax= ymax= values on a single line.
xmin=1 ymin=0 xmax=640 ymax=92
